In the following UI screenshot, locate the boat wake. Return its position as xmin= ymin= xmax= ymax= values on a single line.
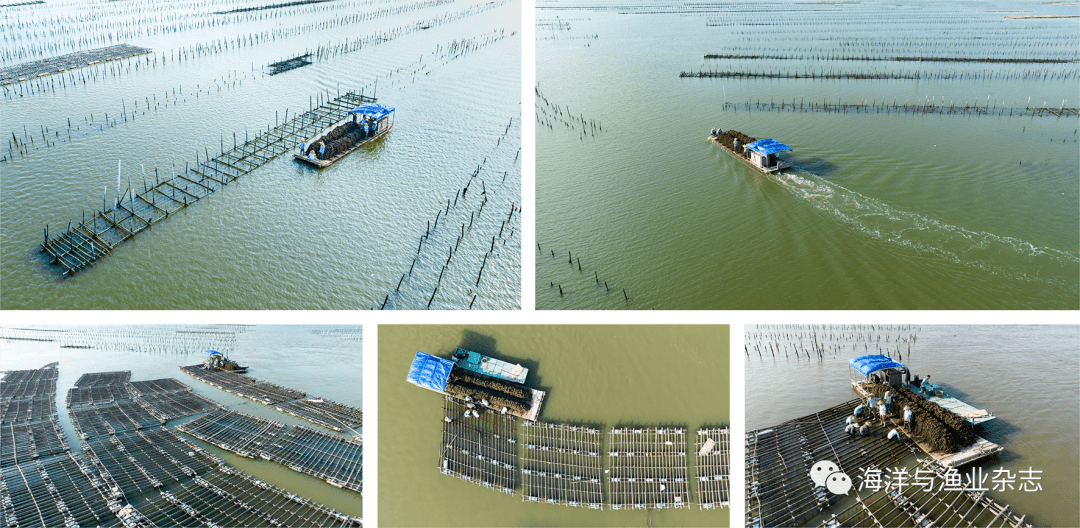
xmin=773 ymin=170 xmax=1080 ymax=293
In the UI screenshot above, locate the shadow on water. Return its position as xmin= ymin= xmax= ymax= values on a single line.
xmin=793 ymin=156 xmax=840 ymax=175
xmin=456 ymin=329 xmax=547 ymax=396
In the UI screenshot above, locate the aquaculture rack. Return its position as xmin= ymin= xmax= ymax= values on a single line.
xmin=177 ymin=408 xmax=286 ymax=458
xmin=520 ymin=421 xmax=603 ymax=509
xmin=1 ymin=44 xmax=151 ymax=85
xmin=135 ymin=390 xmax=221 ymax=421
xmin=696 ymin=427 xmax=731 ymax=509
xmin=439 ymin=397 xmax=518 ymax=494
xmin=73 ymin=371 xmax=131 ymax=388
xmin=261 ymin=425 xmax=362 ymax=493
xmin=608 ymin=427 xmax=689 ymax=510
xmin=821 ymin=459 xmax=1031 ymax=527
xmin=40 ymin=91 xmax=374 ymax=277
xmin=276 ymin=397 xmax=363 ymax=432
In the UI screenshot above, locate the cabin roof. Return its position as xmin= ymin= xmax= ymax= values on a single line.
xmin=348 ymin=103 xmax=394 ymax=119
xmin=406 ymin=351 xmax=453 ymax=392
xmin=850 ymin=354 xmax=907 ymax=376
xmin=745 ymin=138 xmax=791 ymax=155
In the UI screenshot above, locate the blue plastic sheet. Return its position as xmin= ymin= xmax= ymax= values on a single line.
xmin=348 ymin=103 xmax=395 ymax=120
xmin=849 ymin=354 xmax=906 ymax=376
xmin=745 ymin=139 xmax=791 ymax=155
xmin=406 ymin=351 xmax=454 ymax=392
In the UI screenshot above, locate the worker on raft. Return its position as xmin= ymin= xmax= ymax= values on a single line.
xmin=858 ymin=422 xmax=870 ymax=436
xmin=878 ymin=401 xmax=888 ymax=426
xmin=903 ymin=405 xmax=913 ymax=425
xmin=884 ymin=390 xmax=893 ymax=413
xmin=853 ymin=403 xmax=865 ymax=418
xmin=845 ymin=421 xmax=857 ymax=436
xmin=921 ymin=375 xmax=932 ymax=397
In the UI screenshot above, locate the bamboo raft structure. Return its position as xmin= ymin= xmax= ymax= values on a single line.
xmin=1 ymin=44 xmax=151 ymax=85
xmin=746 ymin=399 xmax=1031 ymax=528
xmin=177 ymin=409 xmax=287 ymax=458
xmin=260 ymin=426 xmax=362 ymax=493
xmin=39 ymin=91 xmax=370 ymax=277
xmin=135 ymin=389 xmax=222 ymax=421
xmin=73 ymin=371 xmax=131 ymax=387
xmin=66 ymin=384 xmax=132 ymax=407
xmin=439 ymin=396 xmax=518 ymax=494
xmin=276 ymin=398 xmax=363 ymax=432
xmin=820 ymin=458 xmax=1032 ymax=527
xmin=3 ymin=362 xmax=362 ymax=527
xmin=608 ymin=426 xmax=689 ymax=510
xmin=696 ymin=427 xmax=731 ymax=509
xmin=520 ymin=421 xmax=604 ymax=509
xmin=267 ymin=53 xmax=313 ymax=75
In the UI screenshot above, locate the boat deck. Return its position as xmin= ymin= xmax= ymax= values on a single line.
xmin=708 ymin=134 xmax=790 ymax=174
xmin=453 ymin=348 xmax=528 ymax=383
xmin=294 ymin=121 xmax=391 ymax=168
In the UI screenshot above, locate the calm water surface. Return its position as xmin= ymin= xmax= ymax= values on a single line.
xmin=2 ymin=0 xmax=521 ymax=309
xmin=0 ymin=324 xmax=362 ymax=516
xmin=536 ymin=0 xmax=1079 ymax=309
xmin=379 ymin=325 xmax=729 ymax=527
xmin=746 ymin=324 xmax=1079 ymax=527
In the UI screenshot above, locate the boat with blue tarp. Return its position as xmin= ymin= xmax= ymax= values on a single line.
xmin=406 ymin=350 xmax=545 ymax=420
xmin=708 ymin=128 xmax=791 ymax=173
xmin=295 ymin=101 xmax=394 ymax=168
xmin=848 ymin=354 xmax=1002 ymax=467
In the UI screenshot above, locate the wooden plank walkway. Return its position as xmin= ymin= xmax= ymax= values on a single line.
xmin=40 ymin=91 xmax=374 ymax=277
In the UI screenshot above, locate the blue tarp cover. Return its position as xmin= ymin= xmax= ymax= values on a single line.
xmin=204 ymin=350 xmax=221 ymax=356
xmin=406 ymin=351 xmax=454 ymax=393
xmin=745 ymin=139 xmax=791 ymax=156
xmin=850 ymin=355 xmax=907 ymax=376
xmin=348 ymin=103 xmax=395 ymax=120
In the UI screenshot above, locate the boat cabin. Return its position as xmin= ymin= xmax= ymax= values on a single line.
xmin=744 ymin=139 xmax=791 ymax=173
xmin=849 ymin=354 xmax=910 ymax=390
xmin=348 ymin=102 xmax=394 ymax=137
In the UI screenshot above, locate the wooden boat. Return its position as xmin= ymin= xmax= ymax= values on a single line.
xmin=407 ymin=351 xmax=546 ymax=420
xmin=708 ymin=128 xmax=791 ymax=173
xmin=294 ymin=102 xmax=394 ymax=168
xmin=849 ymin=354 xmax=1002 ymax=467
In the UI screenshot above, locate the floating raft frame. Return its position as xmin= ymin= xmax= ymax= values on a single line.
xmin=696 ymin=427 xmax=731 ymax=509
xmin=821 ymin=458 xmax=1032 ymax=528
xmin=261 ymin=426 xmax=362 ymax=493
xmin=608 ymin=426 xmax=689 ymax=510
xmin=1 ymin=43 xmax=152 ymax=85
xmin=276 ymin=398 xmax=363 ymax=432
xmin=439 ymin=396 xmax=518 ymax=494
xmin=520 ymin=421 xmax=603 ymax=509
xmin=40 ymin=91 xmax=369 ymax=277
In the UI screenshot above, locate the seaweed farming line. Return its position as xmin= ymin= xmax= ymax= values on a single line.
xmin=0 ymin=43 xmax=151 ymax=85
xmin=38 ymin=90 xmax=369 ymax=277
xmin=215 ymin=0 xmax=335 ymax=15
xmin=704 ymin=99 xmax=1079 ymax=119
xmin=704 ymin=53 xmax=1077 ymax=64
xmin=537 ymin=243 xmax=637 ymax=307
xmin=439 ymin=397 xmax=729 ymax=509
xmin=1 ymin=0 xmax=484 ymax=92
xmin=4 ymin=24 xmax=515 ymax=159
xmin=535 ymin=84 xmax=605 ymax=140
xmin=0 ymin=0 xmax=456 ymax=66
xmin=679 ymin=67 xmax=1080 ymax=81
xmin=376 ymin=115 xmax=520 ymax=310
xmin=0 ymin=325 xmax=244 ymax=355
xmin=747 ymin=325 xmax=919 ymax=362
